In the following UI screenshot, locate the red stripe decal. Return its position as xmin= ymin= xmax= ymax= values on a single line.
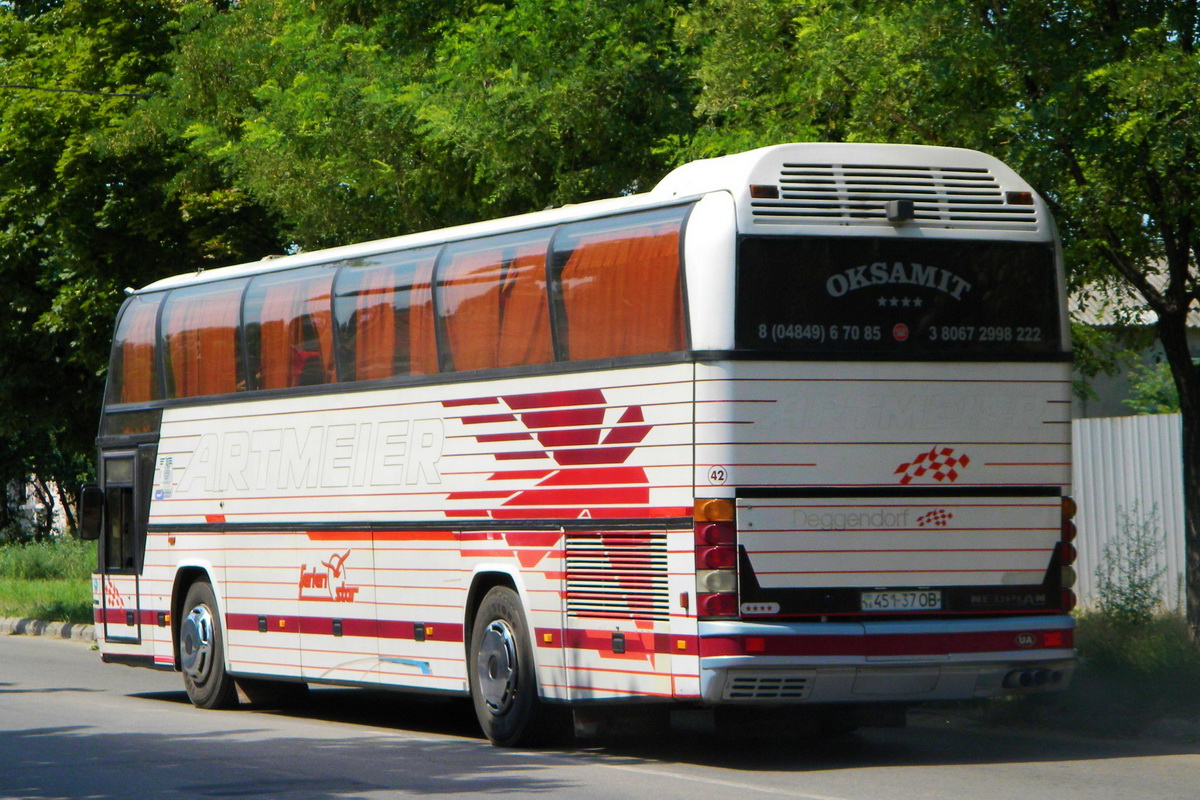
xmin=504 ymin=389 xmax=605 ymax=410
xmin=305 ymin=531 xmax=374 ymax=542
xmin=226 ymin=613 xmax=465 ymax=643
xmin=461 ymin=413 xmax=518 ymax=425
xmin=444 ymin=397 xmax=499 ymax=408
xmin=477 ymin=432 xmax=534 ymax=443
xmin=698 ymin=628 xmax=1074 ymax=658
xmin=486 ymin=469 xmax=555 ymax=481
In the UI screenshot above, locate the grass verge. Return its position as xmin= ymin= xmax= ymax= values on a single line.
xmin=0 ymin=578 xmax=92 ymax=623
xmin=0 ymin=538 xmax=95 ymax=623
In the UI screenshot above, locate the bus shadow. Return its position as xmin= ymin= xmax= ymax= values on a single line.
xmin=1 ymin=723 xmax=572 ymax=800
xmin=133 ymin=686 xmax=484 ymax=739
xmin=131 ymin=687 xmax=1200 ymax=772
xmin=580 ymin=718 xmax=1200 ymax=772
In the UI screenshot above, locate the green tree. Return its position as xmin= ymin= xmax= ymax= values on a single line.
xmin=131 ymin=0 xmax=458 ymax=249
xmin=0 ymin=0 xmax=282 ymax=536
xmin=143 ymin=0 xmax=694 ymax=248
xmin=683 ymin=0 xmax=1200 ymax=634
xmin=413 ymin=0 xmax=694 ymax=217
xmin=1125 ymin=361 xmax=1182 ymax=415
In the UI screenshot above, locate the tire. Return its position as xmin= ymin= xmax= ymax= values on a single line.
xmin=179 ymin=581 xmax=238 ymax=709
xmin=468 ymin=586 xmax=546 ymax=746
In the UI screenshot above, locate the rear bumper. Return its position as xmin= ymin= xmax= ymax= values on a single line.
xmin=697 ymin=615 xmax=1076 ymax=704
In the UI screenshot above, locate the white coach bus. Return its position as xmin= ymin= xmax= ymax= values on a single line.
xmin=81 ymin=143 xmax=1078 ymax=746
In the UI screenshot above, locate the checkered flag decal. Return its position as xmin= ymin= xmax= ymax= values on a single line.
xmin=917 ymin=509 xmax=954 ymax=527
xmin=894 ymin=446 xmax=970 ymax=485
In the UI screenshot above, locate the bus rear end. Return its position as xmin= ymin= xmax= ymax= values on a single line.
xmin=673 ymin=143 xmax=1076 ymax=708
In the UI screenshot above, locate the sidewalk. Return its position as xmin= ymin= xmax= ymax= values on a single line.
xmin=0 ymin=617 xmax=94 ymax=641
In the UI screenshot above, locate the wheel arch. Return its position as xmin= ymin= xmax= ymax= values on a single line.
xmin=171 ymin=564 xmax=217 ymax=673
xmin=463 ymin=568 xmax=524 ymax=655
xmin=465 ymin=566 xmax=542 ymax=652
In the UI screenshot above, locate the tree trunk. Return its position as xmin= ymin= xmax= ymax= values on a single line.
xmin=57 ymin=481 xmax=77 ymax=534
xmin=1157 ymin=317 xmax=1200 ymax=637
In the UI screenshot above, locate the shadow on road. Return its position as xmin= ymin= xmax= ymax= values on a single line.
xmin=130 ymin=686 xmax=1200 ymax=772
xmin=6 ymin=686 xmax=1198 ymax=800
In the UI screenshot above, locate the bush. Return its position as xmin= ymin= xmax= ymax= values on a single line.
xmin=1094 ymin=503 xmax=1166 ymax=625
xmin=0 ymin=537 xmax=95 ymax=581
xmin=1076 ymin=612 xmax=1200 ymax=682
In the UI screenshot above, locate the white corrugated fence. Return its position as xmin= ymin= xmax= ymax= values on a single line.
xmin=1072 ymin=414 xmax=1185 ymax=611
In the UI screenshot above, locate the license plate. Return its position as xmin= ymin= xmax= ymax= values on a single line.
xmin=861 ymin=590 xmax=942 ymax=612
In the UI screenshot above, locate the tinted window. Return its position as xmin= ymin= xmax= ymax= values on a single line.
xmin=552 ymin=206 xmax=690 ymax=361
xmin=161 ymin=280 xmax=247 ymax=398
xmin=332 ymin=248 xmax=439 ymax=381
xmin=243 ymin=266 xmax=338 ymax=390
xmin=437 ymin=230 xmax=554 ymax=372
xmin=737 ymin=237 xmax=1061 ymax=356
xmin=106 ymin=294 xmax=163 ymax=405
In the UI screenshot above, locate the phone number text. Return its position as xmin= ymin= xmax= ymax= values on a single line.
xmin=758 ymin=323 xmax=882 ymax=344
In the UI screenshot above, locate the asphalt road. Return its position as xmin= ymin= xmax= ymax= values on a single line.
xmin=2 ymin=635 xmax=1198 ymax=800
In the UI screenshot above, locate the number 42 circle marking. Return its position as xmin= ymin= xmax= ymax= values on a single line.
xmin=708 ymin=466 xmax=728 ymax=486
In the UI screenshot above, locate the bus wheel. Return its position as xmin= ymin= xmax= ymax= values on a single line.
xmin=469 ymin=586 xmax=545 ymax=746
xmin=179 ymin=581 xmax=238 ymax=710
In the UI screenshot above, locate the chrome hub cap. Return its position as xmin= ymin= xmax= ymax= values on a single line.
xmin=180 ymin=603 xmax=215 ymax=683
xmin=477 ymin=620 xmax=518 ymax=715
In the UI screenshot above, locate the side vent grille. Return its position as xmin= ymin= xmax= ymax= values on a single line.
xmin=751 ymin=163 xmax=1039 ymax=231
xmin=566 ymin=531 xmax=669 ymax=621
xmin=723 ymin=671 xmax=815 ymax=701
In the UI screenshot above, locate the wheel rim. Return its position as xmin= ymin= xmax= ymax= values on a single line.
xmin=476 ymin=619 xmax=519 ymax=716
xmin=180 ymin=603 xmax=216 ymax=684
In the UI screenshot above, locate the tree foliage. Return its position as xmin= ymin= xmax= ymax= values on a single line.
xmin=4 ymin=0 xmax=1200 ymax=628
xmin=135 ymin=0 xmax=693 ymax=248
xmin=0 ymin=0 xmax=283 ymax=537
xmin=682 ymin=0 xmax=1200 ymax=634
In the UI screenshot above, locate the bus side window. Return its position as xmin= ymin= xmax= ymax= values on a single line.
xmin=243 ymin=266 xmax=337 ymax=391
xmin=437 ymin=231 xmax=553 ymax=372
xmin=161 ymin=280 xmax=248 ymax=398
xmin=332 ymin=248 xmax=440 ymax=382
xmin=551 ymin=206 xmax=690 ymax=361
xmin=101 ymin=456 xmax=137 ymax=572
xmin=105 ymin=293 xmax=164 ymax=406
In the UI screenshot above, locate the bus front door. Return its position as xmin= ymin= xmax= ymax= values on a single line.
xmin=96 ymin=447 xmax=153 ymax=643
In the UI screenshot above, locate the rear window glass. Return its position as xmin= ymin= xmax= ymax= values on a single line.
xmin=737 ymin=237 xmax=1062 ymax=356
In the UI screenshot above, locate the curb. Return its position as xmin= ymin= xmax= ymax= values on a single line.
xmin=0 ymin=617 xmax=95 ymax=642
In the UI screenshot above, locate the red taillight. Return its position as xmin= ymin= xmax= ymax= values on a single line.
xmin=1061 ymin=590 xmax=1077 ymax=612
xmin=1006 ymin=191 xmax=1034 ymax=205
xmin=698 ymin=592 xmax=738 ymax=617
xmin=696 ymin=545 xmax=737 ymax=570
xmin=695 ymin=522 xmax=735 ymax=546
xmin=1061 ymin=519 xmax=1077 ymax=543
xmin=1056 ymin=541 xmax=1077 ymax=565
xmin=695 ymin=498 xmax=737 ymax=619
